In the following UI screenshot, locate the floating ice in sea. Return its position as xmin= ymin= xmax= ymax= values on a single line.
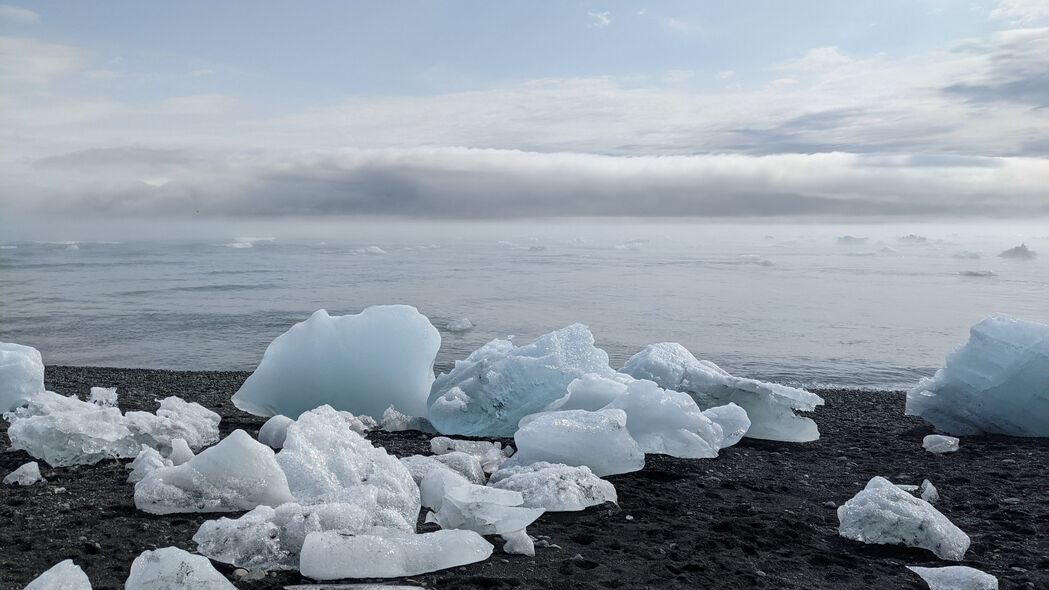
xmin=232 ymin=306 xmax=440 ymax=420
xmin=603 ymin=379 xmax=724 ymax=458
xmin=428 ymin=324 xmax=615 ymax=436
xmin=998 ymin=243 xmax=1036 ymax=259
xmin=507 ymin=409 xmax=645 ymax=476
xmin=380 ymin=404 xmax=436 ymax=432
xmin=545 ymin=373 xmax=631 ymax=412
xmin=194 ymin=502 xmax=408 ymax=571
xmin=134 ymin=429 xmax=294 ymax=514
xmin=621 ymin=342 xmax=823 ymax=442
xmin=445 ymin=317 xmax=474 ymax=332
xmin=258 ymin=415 xmax=295 ymax=449
xmin=401 ymin=452 xmax=487 ymax=486
xmin=906 ymin=315 xmax=1049 ymax=437
xmin=487 ymin=461 xmax=616 ymax=511
xmin=299 ymin=528 xmax=493 ymax=579
xmin=906 ymin=565 xmax=998 ymax=590
xmin=23 ymin=560 xmax=91 ymax=590
xmin=3 ymin=461 xmax=45 ymax=486
xmin=276 ymin=406 xmax=420 ymax=530
xmin=921 ymin=479 xmax=940 ymax=504
xmin=923 ymin=434 xmax=960 ymax=453
xmin=837 ymin=476 xmax=970 ymax=560
xmin=702 ymin=403 xmax=751 ymax=448
xmin=0 ymin=342 xmax=44 ymax=412
xmin=88 ymin=386 xmax=118 ymax=407
xmin=737 ymin=254 xmax=774 ymax=266
xmin=126 ymin=546 xmax=234 ymax=589
xmin=430 ymin=436 xmax=514 ymax=473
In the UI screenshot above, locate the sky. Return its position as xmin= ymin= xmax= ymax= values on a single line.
xmin=1 ymin=0 xmax=1048 ymax=225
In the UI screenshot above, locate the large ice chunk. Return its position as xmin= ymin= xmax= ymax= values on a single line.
xmin=232 ymin=306 xmax=441 ymax=420
xmin=621 ymin=342 xmax=824 ymax=442
xmin=702 ymin=403 xmax=751 ymax=448
xmin=545 ymin=373 xmax=631 ymax=412
xmin=24 ymin=560 xmax=91 ymax=590
xmin=906 ymin=315 xmax=1049 ymax=437
xmin=125 ymin=547 xmax=234 ymax=589
xmin=276 ymin=405 xmax=420 ymax=530
xmin=427 ymin=324 xmax=615 ymax=436
xmin=487 ymin=461 xmax=616 ymax=511
xmin=299 ymin=528 xmax=493 ymax=579
xmin=424 ymin=476 xmax=544 ymax=535
xmin=837 ymin=476 xmax=970 ymax=560
xmin=603 ymin=379 xmax=724 ymax=458
xmin=4 ymin=461 xmax=45 ymax=486
xmin=430 ymin=436 xmax=514 ymax=474
xmin=123 ymin=396 xmax=220 ymax=453
xmin=907 ymin=565 xmax=998 ymax=590
xmin=194 ymin=502 xmax=406 ymax=571
xmin=134 ymin=429 xmax=294 ymax=514
xmin=401 ymin=452 xmax=486 ymax=486
xmin=508 ymin=409 xmax=645 ymax=476
xmin=0 ymin=342 xmax=44 ymax=412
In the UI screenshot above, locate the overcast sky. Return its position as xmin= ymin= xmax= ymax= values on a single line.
xmin=1 ymin=0 xmax=1048 ymax=222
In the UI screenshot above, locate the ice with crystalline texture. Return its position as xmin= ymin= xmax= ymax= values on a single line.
xmin=906 ymin=315 xmax=1049 ymax=437
xmin=702 ymin=403 xmax=751 ymax=448
xmin=837 ymin=476 xmax=970 ymax=560
xmin=545 ymin=373 xmax=630 ymax=412
xmin=430 ymin=436 xmax=514 ymax=473
xmin=921 ymin=479 xmax=940 ymax=504
xmin=194 ymin=502 xmax=406 ymax=571
xmin=508 ymin=409 xmax=645 ymax=476
xmin=23 ymin=560 xmax=91 ymax=590
xmin=0 ymin=342 xmax=44 ymax=413
xmin=621 ymin=342 xmax=824 ymax=442
xmin=232 ymin=305 xmax=441 ymax=420
xmin=401 ymin=452 xmax=487 ymax=486
xmin=168 ymin=438 xmax=194 ymax=465
xmin=604 ymin=378 xmax=724 ymax=458
xmin=998 ymin=243 xmax=1036 ymax=259
xmin=427 ymin=323 xmax=615 ymax=437
xmin=125 ymin=547 xmax=234 ymax=589
xmin=924 ymin=435 xmax=960 ymax=453
xmin=123 ymin=396 xmax=220 ymax=453
xmin=4 ymin=461 xmax=45 ymax=486
xmin=276 ymin=405 xmax=420 ymax=530
xmin=88 ymin=386 xmax=118 ymax=407
xmin=127 ymin=446 xmax=170 ymax=483
xmin=907 ymin=565 xmax=998 ymax=590
xmin=380 ymin=404 xmax=436 ymax=432
xmin=424 ymin=474 xmax=544 ymax=535
xmin=487 ymin=461 xmax=616 ymax=511
xmin=500 ymin=529 xmax=535 ymax=556
xmin=258 ymin=415 xmax=294 ymax=449
xmin=6 ymin=390 xmax=139 ymax=466
xmin=300 ymin=528 xmax=493 ymax=579
xmin=134 ymin=429 xmax=295 ymax=514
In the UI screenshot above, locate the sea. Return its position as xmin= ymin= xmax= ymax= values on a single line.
xmin=2 ymin=219 xmax=1047 ymax=391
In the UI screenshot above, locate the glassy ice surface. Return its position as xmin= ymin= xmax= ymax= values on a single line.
xmin=299 ymin=528 xmax=493 ymax=579
xmin=923 ymin=435 xmax=960 ymax=454
xmin=3 ymin=461 xmax=45 ymax=486
xmin=23 ymin=560 xmax=91 ymax=590
xmin=508 ymin=409 xmax=645 ymax=477
xmin=603 ymin=379 xmax=724 ymax=458
xmin=125 ymin=547 xmax=234 ymax=590
xmin=907 ymin=565 xmax=998 ymax=590
xmin=702 ymin=403 xmax=752 ymax=448
xmin=0 ymin=342 xmax=44 ymax=413
xmin=487 ymin=461 xmax=617 ymax=511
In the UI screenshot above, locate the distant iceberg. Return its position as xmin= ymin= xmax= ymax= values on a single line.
xmin=998 ymin=243 xmax=1036 ymax=259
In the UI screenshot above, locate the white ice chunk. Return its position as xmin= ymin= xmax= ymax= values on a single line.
xmin=380 ymin=404 xmax=436 ymax=432
xmin=125 ymin=547 xmax=234 ymax=589
xmin=258 ymin=415 xmax=294 ymax=449
xmin=299 ymin=528 xmax=493 ymax=580
xmin=446 ymin=317 xmax=473 ymax=332
xmin=23 ymin=560 xmax=91 ymax=590
xmin=545 ymin=373 xmax=630 ymax=412
xmin=487 ymin=461 xmax=616 ymax=511
xmin=4 ymin=461 xmax=45 ymax=486
xmin=194 ymin=502 xmax=407 ymax=571
xmin=232 ymin=306 xmax=441 ymax=420
xmin=924 ymin=435 xmax=960 ymax=454
xmin=276 ymin=405 xmax=420 ymax=530
xmin=127 ymin=445 xmax=170 ymax=484
xmin=921 ymin=479 xmax=940 ymax=504
xmin=88 ymin=387 xmax=118 ymax=407
xmin=6 ymin=390 xmax=138 ymax=466
xmin=430 ymin=436 xmax=514 ymax=473
xmin=501 ymin=529 xmax=535 ymax=556
xmin=702 ymin=403 xmax=751 ymax=448
xmin=621 ymin=342 xmax=824 ymax=442
xmin=425 ymin=476 xmax=544 ymax=535
xmin=168 ymin=438 xmax=194 ymax=465
xmin=837 ymin=476 xmax=970 ymax=560
xmin=427 ymin=324 xmax=615 ymax=436
xmin=906 ymin=315 xmax=1049 ymax=437
xmin=603 ymin=379 xmax=724 ymax=459
xmin=401 ymin=452 xmax=486 ymax=486
xmin=508 ymin=409 xmax=645 ymax=476
xmin=907 ymin=565 xmax=998 ymax=590
xmin=134 ymin=429 xmax=294 ymax=514
xmin=123 ymin=396 xmax=221 ymax=453
xmin=0 ymin=342 xmax=44 ymax=412
xmin=419 ymin=468 xmax=471 ymax=510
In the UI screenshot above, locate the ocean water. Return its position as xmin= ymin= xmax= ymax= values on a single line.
xmin=2 ymin=220 xmax=1047 ymax=391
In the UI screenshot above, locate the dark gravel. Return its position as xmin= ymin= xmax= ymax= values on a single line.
xmin=1 ymin=366 xmax=1047 ymax=589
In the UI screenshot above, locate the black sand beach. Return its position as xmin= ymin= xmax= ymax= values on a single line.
xmin=2 ymin=366 xmax=1047 ymax=589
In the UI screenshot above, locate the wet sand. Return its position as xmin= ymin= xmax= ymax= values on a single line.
xmin=2 ymin=366 xmax=1047 ymax=589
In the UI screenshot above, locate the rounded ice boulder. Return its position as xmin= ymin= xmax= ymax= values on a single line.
xmin=0 ymin=342 xmax=45 ymax=412
xmin=232 ymin=305 xmax=441 ymax=420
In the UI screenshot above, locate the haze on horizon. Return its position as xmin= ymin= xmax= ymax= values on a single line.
xmin=1 ymin=0 xmax=1048 ymax=231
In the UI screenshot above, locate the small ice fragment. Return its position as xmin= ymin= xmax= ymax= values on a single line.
xmin=545 ymin=373 xmax=631 ymax=412
xmin=401 ymin=452 xmax=486 ymax=486
xmin=3 ymin=461 xmax=45 ymax=486
xmin=168 ymin=438 xmax=194 ymax=465
xmin=921 ymin=479 xmax=940 ymax=504
xmin=487 ymin=461 xmax=616 ymax=511
xmin=299 ymin=528 xmax=493 ymax=579
xmin=603 ymin=378 xmax=724 ymax=458
xmin=123 ymin=396 xmax=221 ymax=453
xmin=507 ymin=409 xmax=645 ymax=477
xmin=258 ymin=414 xmax=294 ymax=449
xmin=88 ymin=387 xmax=118 ymax=407
xmin=426 ymin=477 xmax=544 ymax=535
xmin=446 ymin=317 xmax=473 ymax=332
xmin=126 ymin=446 xmax=170 ymax=484
xmin=0 ymin=342 xmax=44 ymax=412
xmin=501 ymin=529 xmax=535 ymax=556
xmin=907 ymin=565 xmax=998 ymax=590
xmin=24 ymin=560 xmax=91 ymax=590
xmin=430 ymin=436 xmax=513 ymax=473
xmin=837 ymin=476 xmax=970 ymax=560
xmin=702 ymin=403 xmax=751 ymax=448
xmin=380 ymin=405 xmax=436 ymax=432
xmin=923 ymin=434 xmax=960 ymax=454
xmin=125 ymin=546 xmax=235 ymax=589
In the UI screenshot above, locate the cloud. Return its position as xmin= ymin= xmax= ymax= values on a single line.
xmin=942 ymin=27 xmax=1049 ymax=106
xmin=991 ymin=0 xmax=1049 ymax=24
xmin=662 ymin=17 xmax=703 ymax=34
xmin=0 ymin=4 xmax=39 ymax=24
xmin=587 ymin=11 xmax=612 ymax=28
xmin=779 ymin=46 xmax=852 ymax=71
xmin=157 ymin=94 xmax=236 ymax=115
xmin=0 ymin=36 xmax=82 ymax=84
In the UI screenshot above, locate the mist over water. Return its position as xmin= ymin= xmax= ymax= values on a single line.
xmin=2 ymin=219 xmax=1047 ymax=390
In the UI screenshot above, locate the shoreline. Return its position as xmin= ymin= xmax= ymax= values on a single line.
xmin=2 ymin=366 xmax=1046 ymax=589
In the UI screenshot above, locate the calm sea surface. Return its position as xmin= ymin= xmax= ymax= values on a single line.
xmin=2 ymin=220 xmax=1047 ymax=390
